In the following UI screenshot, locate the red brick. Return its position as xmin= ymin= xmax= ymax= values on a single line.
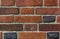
xmin=39 ymin=24 xmax=60 ymax=31
xmin=24 ymin=24 xmax=37 ymax=31
xmin=18 ymin=32 xmax=46 ymax=39
xmin=0 ymin=24 xmax=23 ymax=31
xmin=0 ymin=16 xmax=13 ymax=23
xmin=20 ymin=8 xmax=34 ymax=14
xmin=1 ymin=0 xmax=15 ymax=6
xmin=14 ymin=16 xmax=42 ymax=23
xmin=36 ymin=8 xmax=60 ymax=15
xmin=59 ymin=0 xmax=60 ymax=6
xmin=0 ymin=8 xmax=19 ymax=14
xmin=16 ymin=0 xmax=42 ymax=6
xmin=57 ymin=16 xmax=60 ymax=23
xmin=44 ymin=0 xmax=57 ymax=6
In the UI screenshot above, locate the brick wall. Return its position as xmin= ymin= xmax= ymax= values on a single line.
xmin=0 ymin=0 xmax=60 ymax=39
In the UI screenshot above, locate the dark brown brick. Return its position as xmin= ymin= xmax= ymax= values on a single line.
xmin=1 ymin=0 xmax=15 ymax=6
xmin=24 ymin=24 xmax=37 ymax=31
xmin=14 ymin=16 xmax=42 ymax=23
xmin=39 ymin=24 xmax=60 ymax=31
xmin=43 ymin=16 xmax=55 ymax=23
xmin=0 ymin=16 xmax=13 ymax=23
xmin=16 ymin=0 xmax=42 ymax=6
xmin=44 ymin=0 xmax=57 ymax=6
xmin=0 ymin=8 xmax=19 ymax=15
xmin=18 ymin=32 xmax=46 ymax=39
xmin=0 ymin=24 xmax=23 ymax=31
xmin=0 ymin=32 xmax=2 ymax=39
xmin=20 ymin=8 xmax=34 ymax=14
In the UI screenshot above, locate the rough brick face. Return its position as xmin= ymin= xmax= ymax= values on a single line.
xmin=39 ymin=24 xmax=60 ymax=31
xmin=1 ymin=0 xmax=15 ymax=6
xmin=4 ymin=33 xmax=17 ymax=39
xmin=18 ymin=32 xmax=46 ymax=39
xmin=24 ymin=24 xmax=37 ymax=31
xmin=43 ymin=16 xmax=55 ymax=23
xmin=0 ymin=32 xmax=2 ymax=39
xmin=20 ymin=8 xmax=34 ymax=14
xmin=0 ymin=8 xmax=19 ymax=15
xmin=44 ymin=0 xmax=57 ymax=6
xmin=36 ymin=8 xmax=60 ymax=15
xmin=16 ymin=0 xmax=42 ymax=6
xmin=57 ymin=16 xmax=60 ymax=23
xmin=0 ymin=24 xmax=23 ymax=31
xmin=14 ymin=16 xmax=42 ymax=23
xmin=47 ymin=32 xmax=59 ymax=39
xmin=0 ymin=0 xmax=60 ymax=38
xmin=0 ymin=16 xmax=13 ymax=23
xmin=36 ymin=8 xmax=57 ymax=15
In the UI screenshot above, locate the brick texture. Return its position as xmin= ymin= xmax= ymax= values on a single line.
xmin=24 ymin=24 xmax=37 ymax=31
xmin=0 ymin=0 xmax=60 ymax=38
xmin=0 ymin=8 xmax=19 ymax=15
xmin=0 ymin=24 xmax=23 ymax=31
xmin=4 ymin=33 xmax=17 ymax=39
xmin=18 ymin=32 xmax=46 ymax=39
xmin=39 ymin=24 xmax=60 ymax=31
xmin=44 ymin=0 xmax=57 ymax=6
xmin=36 ymin=8 xmax=60 ymax=15
xmin=0 ymin=16 xmax=13 ymax=23
xmin=57 ymin=16 xmax=60 ymax=23
xmin=43 ymin=16 xmax=55 ymax=23
xmin=16 ymin=0 xmax=42 ymax=6
xmin=20 ymin=8 xmax=34 ymax=14
xmin=0 ymin=32 xmax=2 ymax=39
xmin=14 ymin=16 xmax=42 ymax=23
xmin=47 ymin=32 xmax=59 ymax=39
xmin=1 ymin=0 xmax=15 ymax=6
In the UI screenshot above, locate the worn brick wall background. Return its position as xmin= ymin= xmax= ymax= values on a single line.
xmin=0 ymin=0 xmax=60 ymax=39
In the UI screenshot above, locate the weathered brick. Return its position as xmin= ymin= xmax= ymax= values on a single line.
xmin=36 ymin=8 xmax=60 ymax=15
xmin=18 ymin=32 xmax=46 ymax=39
xmin=44 ymin=0 xmax=57 ymax=6
xmin=0 ymin=24 xmax=23 ymax=31
xmin=39 ymin=24 xmax=60 ymax=31
xmin=47 ymin=32 xmax=59 ymax=39
xmin=57 ymin=16 xmax=60 ymax=23
xmin=1 ymin=0 xmax=15 ymax=6
xmin=0 ymin=16 xmax=13 ymax=23
xmin=59 ymin=0 xmax=60 ymax=6
xmin=43 ymin=16 xmax=55 ymax=23
xmin=0 ymin=8 xmax=19 ymax=15
xmin=20 ymin=8 xmax=34 ymax=14
xmin=16 ymin=0 xmax=42 ymax=6
xmin=24 ymin=24 xmax=37 ymax=31
xmin=14 ymin=16 xmax=42 ymax=23
xmin=4 ymin=33 xmax=17 ymax=39
xmin=0 ymin=32 xmax=2 ymax=39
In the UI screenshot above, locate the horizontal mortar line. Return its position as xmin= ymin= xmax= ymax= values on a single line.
xmin=39 ymin=23 xmax=60 ymax=24
xmin=0 ymin=15 xmax=14 ymax=16
xmin=20 ymin=7 xmax=59 ymax=8
xmin=0 ymin=23 xmax=39 ymax=24
xmin=17 ymin=31 xmax=60 ymax=32
xmin=0 ymin=23 xmax=60 ymax=24
xmin=0 ymin=31 xmax=59 ymax=32
xmin=1 ymin=6 xmax=60 ymax=8
xmin=13 ymin=15 xmax=59 ymax=16
xmin=0 ymin=14 xmax=60 ymax=16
